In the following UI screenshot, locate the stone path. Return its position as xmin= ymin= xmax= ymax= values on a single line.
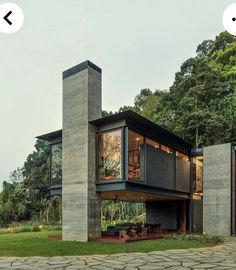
xmin=0 ymin=238 xmax=236 ymax=269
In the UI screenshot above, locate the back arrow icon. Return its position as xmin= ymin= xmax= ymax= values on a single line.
xmin=3 ymin=11 xmax=12 ymax=25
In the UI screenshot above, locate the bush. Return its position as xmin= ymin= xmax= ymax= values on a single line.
xmin=0 ymin=221 xmax=62 ymax=234
xmin=164 ymin=234 xmax=224 ymax=244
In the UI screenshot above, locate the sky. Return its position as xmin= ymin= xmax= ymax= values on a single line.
xmin=0 ymin=0 xmax=233 ymax=189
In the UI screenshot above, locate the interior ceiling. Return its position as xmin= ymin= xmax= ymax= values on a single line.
xmin=100 ymin=190 xmax=186 ymax=202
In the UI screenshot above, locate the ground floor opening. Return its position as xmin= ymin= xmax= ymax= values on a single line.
xmin=99 ymin=190 xmax=190 ymax=243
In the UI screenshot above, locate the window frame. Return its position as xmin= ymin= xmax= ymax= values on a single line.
xmin=50 ymin=142 xmax=62 ymax=187
xmin=96 ymin=127 xmax=124 ymax=182
xmin=127 ymin=128 xmax=145 ymax=182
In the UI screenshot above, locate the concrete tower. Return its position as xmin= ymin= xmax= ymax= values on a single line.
xmin=62 ymin=61 xmax=102 ymax=241
xmin=203 ymin=143 xmax=234 ymax=236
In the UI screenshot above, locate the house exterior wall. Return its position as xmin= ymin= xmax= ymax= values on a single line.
xmin=191 ymin=199 xmax=203 ymax=233
xmin=62 ymin=62 xmax=102 ymax=241
xmin=203 ymin=143 xmax=232 ymax=236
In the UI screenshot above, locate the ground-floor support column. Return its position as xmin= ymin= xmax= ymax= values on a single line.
xmin=190 ymin=199 xmax=203 ymax=233
xmin=179 ymin=201 xmax=187 ymax=233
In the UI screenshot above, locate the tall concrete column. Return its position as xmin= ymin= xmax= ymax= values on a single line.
xmin=203 ymin=143 xmax=232 ymax=236
xmin=62 ymin=60 xmax=102 ymax=241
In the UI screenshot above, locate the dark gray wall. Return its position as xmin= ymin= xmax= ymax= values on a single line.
xmin=192 ymin=200 xmax=203 ymax=233
xmin=146 ymin=201 xmax=178 ymax=230
xmin=176 ymin=158 xmax=190 ymax=193
xmin=145 ymin=145 xmax=175 ymax=189
xmin=144 ymin=145 xmax=190 ymax=193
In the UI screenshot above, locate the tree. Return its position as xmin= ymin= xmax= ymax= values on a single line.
xmin=0 ymin=180 xmax=30 ymax=225
xmin=134 ymin=88 xmax=153 ymax=114
xmin=108 ymin=32 xmax=236 ymax=148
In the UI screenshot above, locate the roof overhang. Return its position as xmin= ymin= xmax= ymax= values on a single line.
xmin=96 ymin=180 xmax=191 ymax=202
xmin=91 ymin=110 xmax=192 ymax=154
xmin=36 ymin=129 xmax=62 ymax=143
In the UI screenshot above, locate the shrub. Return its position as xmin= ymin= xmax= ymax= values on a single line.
xmin=0 ymin=221 xmax=62 ymax=234
xmin=164 ymin=234 xmax=224 ymax=244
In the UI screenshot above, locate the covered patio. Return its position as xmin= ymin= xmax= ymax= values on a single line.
xmin=98 ymin=189 xmax=190 ymax=243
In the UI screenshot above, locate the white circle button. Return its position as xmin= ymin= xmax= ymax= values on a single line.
xmin=0 ymin=2 xmax=24 ymax=34
xmin=222 ymin=3 xmax=236 ymax=36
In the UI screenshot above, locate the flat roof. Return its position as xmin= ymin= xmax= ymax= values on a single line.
xmin=91 ymin=110 xmax=192 ymax=150
xmin=63 ymin=60 xmax=102 ymax=79
xmin=37 ymin=110 xmax=192 ymax=150
xmin=36 ymin=129 xmax=62 ymax=142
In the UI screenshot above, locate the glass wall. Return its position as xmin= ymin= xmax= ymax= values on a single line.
xmin=192 ymin=156 xmax=203 ymax=194
xmin=146 ymin=137 xmax=173 ymax=155
xmin=146 ymin=138 xmax=160 ymax=149
xmin=98 ymin=129 xmax=122 ymax=180
xmin=160 ymin=144 xmax=173 ymax=155
xmin=128 ymin=130 xmax=144 ymax=181
xmin=176 ymin=151 xmax=189 ymax=161
xmin=97 ymin=127 xmax=190 ymax=185
xmin=51 ymin=143 xmax=62 ymax=186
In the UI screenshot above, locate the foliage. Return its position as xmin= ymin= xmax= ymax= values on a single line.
xmin=0 ymin=169 xmax=30 ymax=226
xmin=0 ymin=231 xmax=215 ymax=256
xmin=51 ymin=144 xmax=62 ymax=185
xmin=162 ymin=32 xmax=236 ymax=147
xmin=0 ymin=222 xmax=62 ymax=234
xmin=164 ymin=234 xmax=224 ymax=244
xmin=0 ymin=140 xmax=61 ymax=227
xmin=101 ymin=200 xmax=145 ymax=231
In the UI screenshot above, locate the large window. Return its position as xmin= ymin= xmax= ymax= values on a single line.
xmin=146 ymin=138 xmax=160 ymax=149
xmin=192 ymin=156 xmax=203 ymax=194
xmin=98 ymin=129 xmax=122 ymax=180
xmin=128 ymin=130 xmax=144 ymax=181
xmin=176 ymin=151 xmax=189 ymax=161
xmin=51 ymin=143 xmax=62 ymax=186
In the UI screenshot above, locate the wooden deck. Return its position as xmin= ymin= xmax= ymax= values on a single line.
xmin=97 ymin=232 xmax=164 ymax=243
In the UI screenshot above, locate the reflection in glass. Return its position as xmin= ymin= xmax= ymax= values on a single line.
xmin=51 ymin=143 xmax=62 ymax=186
xmin=146 ymin=138 xmax=160 ymax=149
xmin=128 ymin=130 xmax=144 ymax=181
xmin=192 ymin=156 xmax=203 ymax=193
xmin=160 ymin=144 xmax=173 ymax=154
xmin=176 ymin=151 xmax=189 ymax=161
xmin=98 ymin=130 xmax=122 ymax=180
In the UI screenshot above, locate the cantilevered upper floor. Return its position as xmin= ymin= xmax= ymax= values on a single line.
xmin=37 ymin=110 xmax=203 ymax=201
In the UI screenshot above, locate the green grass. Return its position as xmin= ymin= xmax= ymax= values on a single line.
xmin=0 ymin=231 xmax=216 ymax=257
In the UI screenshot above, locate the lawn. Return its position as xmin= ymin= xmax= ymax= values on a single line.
xmin=0 ymin=231 xmax=216 ymax=257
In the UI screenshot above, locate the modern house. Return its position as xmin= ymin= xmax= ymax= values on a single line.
xmin=37 ymin=60 xmax=236 ymax=242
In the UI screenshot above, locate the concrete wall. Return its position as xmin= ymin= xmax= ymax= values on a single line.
xmin=203 ymin=143 xmax=232 ymax=236
xmin=62 ymin=61 xmax=102 ymax=241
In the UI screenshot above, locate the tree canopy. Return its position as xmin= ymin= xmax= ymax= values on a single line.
xmin=105 ymin=32 xmax=236 ymax=147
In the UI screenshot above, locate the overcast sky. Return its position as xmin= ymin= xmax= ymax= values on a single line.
xmin=0 ymin=0 xmax=232 ymax=189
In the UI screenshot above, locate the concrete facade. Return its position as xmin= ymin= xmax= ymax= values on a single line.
xmin=62 ymin=61 xmax=102 ymax=241
xmin=203 ymin=143 xmax=232 ymax=236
